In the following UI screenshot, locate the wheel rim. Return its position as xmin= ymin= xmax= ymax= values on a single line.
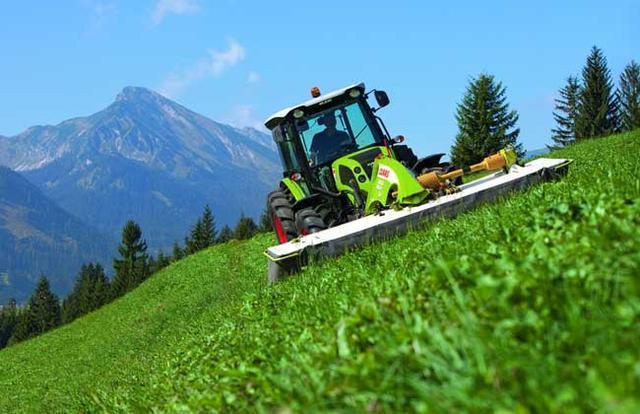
xmin=272 ymin=213 xmax=288 ymax=244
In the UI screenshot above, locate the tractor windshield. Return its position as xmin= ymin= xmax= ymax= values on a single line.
xmin=295 ymin=101 xmax=381 ymax=166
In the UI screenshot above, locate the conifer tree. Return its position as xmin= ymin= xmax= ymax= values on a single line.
xmin=234 ymin=213 xmax=258 ymax=240
xmin=450 ymin=73 xmax=523 ymax=166
xmin=156 ymin=251 xmax=170 ymax=269
xmin=90 ymin=263 xmax=110 ymax=308
xmin=576 ymin=46 xmax=620 ymax=138
xmin=200 ymin=205 xmax=217 ymax=247
xmin=217 ymin=225 xmax=234 ymax=243
xmin=183 ymin=236 xmax=193 ymax=256
xmin=185 ymin=205 xmax=218 ymax=254
xmin=111 ymin=221 xmax=148 ymax=298
xmin=10 ymin=311 xmax=31 ymax=345
xmin=259 ymin=207 xmax=272 ymax=232
xmin=9 ymin=276 xmax=60 ymax=344
xmin=550 ymin=76 xmax=581 ymax=148
xmin=618 ymin=60 xmax=640 ymax=131
xmin=62 ymin=263 xmax=109 ymax=324
xmin=62 ymin=266 xmax=89 ymax=323
xmin=172 ymin=241 xmax=184 ymax=261
xmin=185 ymin=219 xmax=203 ymax=255
xmin=147 ymin=255 xmax=157 ymax=275
xmin=0 ymin=298 xmax=17 ymax=349
xmin=149 ymin=252 xmax=171 ymax=274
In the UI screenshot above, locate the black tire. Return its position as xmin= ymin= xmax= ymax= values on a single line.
xmin=315 ymin=203 xmax=338 ymax=228
xmin=268 ymin=189 xmax=297 ymax=244
xmin=294 ymin=207 xmax=327 ymax=236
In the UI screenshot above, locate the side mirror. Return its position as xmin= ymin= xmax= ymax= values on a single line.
xmin=392 ymin=135 xmax=405 ymax=144
xmin=374 ymin=90 xmax=390 ymax=108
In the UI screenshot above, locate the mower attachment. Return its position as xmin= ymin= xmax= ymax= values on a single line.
xmin=265 ymin=157 xmax=572 ymax=282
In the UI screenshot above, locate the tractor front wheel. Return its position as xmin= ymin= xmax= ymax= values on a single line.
xmin=268 ymin=190 xmax=297 ymax=244
xmin=295 ymin=207 xmax=327 ymax=236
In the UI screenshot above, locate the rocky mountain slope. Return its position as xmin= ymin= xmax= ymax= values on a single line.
xmin=0 ymin=87 xmax=280 ymax=250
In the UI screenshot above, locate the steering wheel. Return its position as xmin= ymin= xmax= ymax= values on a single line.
xmin=339 ymin=142 xmax=358 ymax=152
xmin=324 ymin=142 xmax=357 ymax=161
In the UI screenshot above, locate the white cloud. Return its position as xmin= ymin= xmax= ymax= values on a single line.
xmin=158 ymin=39 xmax=246 ymax=98
xmin=82 ymin=0 xmax=116 ymax=34
xmin=207 ymin=40 xmax=246 ymax=76
xmin=247 ymin=71 xmax=260 ymax=84
xmin=151 ymin=0 xmax=199 ymax=26
xmin=224 ymin=104 xmax=265 ymax=130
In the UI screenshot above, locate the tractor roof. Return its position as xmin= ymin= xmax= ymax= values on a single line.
xmin=264 ymin=82 xmax=365 ymax=130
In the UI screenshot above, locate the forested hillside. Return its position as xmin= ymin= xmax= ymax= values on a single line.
xmin=0 ymin=167 xmax=112 ymax=302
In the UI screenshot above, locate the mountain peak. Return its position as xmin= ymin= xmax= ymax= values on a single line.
xmin=116 ymin=86 xmax=165 ymax=103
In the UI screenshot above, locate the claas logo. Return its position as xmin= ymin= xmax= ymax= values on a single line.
xmin=378 ymin=167 xmax=390 ymax=178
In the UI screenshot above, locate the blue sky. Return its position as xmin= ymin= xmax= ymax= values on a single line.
xmin=1 ymin=1 xmax=638 ymax=155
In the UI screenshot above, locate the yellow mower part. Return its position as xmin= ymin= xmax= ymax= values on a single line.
xmin=417 ymin=146 xmax=517 ymax=191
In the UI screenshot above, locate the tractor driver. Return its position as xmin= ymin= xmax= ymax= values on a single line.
xmin=310 ymin=111 xmax=352 ymax=164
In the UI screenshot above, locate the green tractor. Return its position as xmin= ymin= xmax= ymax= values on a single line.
xmin=265 ymin=82 xmax=466 ymax=243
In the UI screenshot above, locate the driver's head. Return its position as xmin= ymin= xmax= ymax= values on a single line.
xmin=322 ymin=112 xmax=337 ymax=129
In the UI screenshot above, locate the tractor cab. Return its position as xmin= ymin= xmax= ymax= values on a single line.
xmin=265 ymin=83 xmax=394 ymax=194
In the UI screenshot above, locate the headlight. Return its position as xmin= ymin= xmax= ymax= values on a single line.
xmin=349 ymin=88 xmax=361 ymax=98
xmin=293 ymin=109 xmax=304 ymax=119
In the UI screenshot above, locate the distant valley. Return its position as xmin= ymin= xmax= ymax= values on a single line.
xmin=0 ymin=167 xmax=113 ymax=302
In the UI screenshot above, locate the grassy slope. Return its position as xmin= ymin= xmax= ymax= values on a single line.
xmin=1 ymin=131 xmax=639 ymax=413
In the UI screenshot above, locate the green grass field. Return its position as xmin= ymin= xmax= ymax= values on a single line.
xmin=1 ymin=131 xmax=639 ymax=413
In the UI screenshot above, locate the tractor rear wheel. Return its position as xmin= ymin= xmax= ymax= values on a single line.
xmin=267 ymin=190 xmax=297 ymax=244
xmin=295 ymin=207 xmax=327 ymax=236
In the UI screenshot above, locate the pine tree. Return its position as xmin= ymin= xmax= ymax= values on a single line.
xmin=618 ymin=60 xmax=640 ymax=131
xmin=91 ymin=263 xmax=110 ymax=308
xmin=217 ymin=225 xmax=234 ymax=243
xmin=183 ymin=236 xmax=192 ymax=256
xmin=111 ymin=220 xmax=148 ymax=298
xmin=184 ymin=206 xmax=218 ymax=255
xmin=259 ymin=206 xmax=272 ymax=232
xmin=234 ymin=213 xmax=258 ymax=240
xmin=149 ymin=251 xmax=171 ymax=274
xmin=200 ymin=205 xmax=217 ymax=247
xmin=576 ymin=46 xmax=620 ymax=139
xmin=550 ymin=76 xmax=581 ymax=148
xmin=450 ymin=73 xmax=523 ymax=166
xmin=172 ymin=241 xmax=184 ymax=261
xmin=62 ymin=265 xmax=89 ymax=323
xmin=156 ymin=251 xmax=171 ymax=269
xmin=0 ymin=298 xmax=18 ymax=349
xmin=9 ymin=276 xmax=60 ymax=344
xmin=147 ymin=255 xmax=157 ymax=275
xmin=9 ymin=310 xmax=31 ymax=345
xmin=62 ymin=263 xmax=110 ymax=324
xmin=184 ymin=219 xmax=203 ymax=255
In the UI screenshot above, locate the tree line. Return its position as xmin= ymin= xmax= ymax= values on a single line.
xmin=551 ymin=46 xmax=639 ymax=147
xmin=0 ymin=206 xmax=271 ymax=349
xmin=449 ymin=45 xmax=639 ymax=165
